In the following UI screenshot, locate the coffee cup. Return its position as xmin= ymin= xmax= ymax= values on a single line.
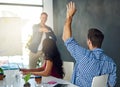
xmin=35 ymin=76 xmax=42 ymax=84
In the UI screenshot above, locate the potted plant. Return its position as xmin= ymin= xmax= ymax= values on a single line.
xmin=23 ymin=73 xmax=31 ymax=87
xmin=36 ymin=57 xmax=42 ymax=68
xmin=0 ymin=67 xmax=5 ymax=80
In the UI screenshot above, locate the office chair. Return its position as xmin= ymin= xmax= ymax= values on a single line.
xmin=91 ymin=74 xmax=108 ymax=87
xmin=63 ymin=61 xmax=74 ymax=81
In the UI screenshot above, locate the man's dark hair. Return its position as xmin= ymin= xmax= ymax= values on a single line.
xmin=88 ymin=28 xmax=104 ymax=48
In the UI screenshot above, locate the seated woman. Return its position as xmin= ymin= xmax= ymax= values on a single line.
xmin=20 ymin=38 xmax=64 ymax=79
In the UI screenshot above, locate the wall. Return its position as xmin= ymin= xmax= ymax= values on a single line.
xmin=53 ymin=0 xmax=120 ymax=86
xmin=43 ymin=0 xmax=53 ymax=29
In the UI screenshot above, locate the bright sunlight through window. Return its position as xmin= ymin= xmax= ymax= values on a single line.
xmin=0 ymin=0 xmax=43 ymax=68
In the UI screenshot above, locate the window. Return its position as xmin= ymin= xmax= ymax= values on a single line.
xmin=0 ymin=0 xmax=43 ymax=68
xmin=0 ymin=0 xmax=43 ymax=5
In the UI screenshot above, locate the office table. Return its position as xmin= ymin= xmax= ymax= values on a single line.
xmin=0 ymin=70 xmax=78 ymax=87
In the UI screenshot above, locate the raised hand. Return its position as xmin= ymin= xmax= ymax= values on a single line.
xmin=62 ymin=1 xmax=77 ymax=41
xmin=66 ymin=1 xmax=76 ymax=18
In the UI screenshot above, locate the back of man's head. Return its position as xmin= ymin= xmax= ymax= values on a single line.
xmin=88 ymin=28 xmax=104 ymax=48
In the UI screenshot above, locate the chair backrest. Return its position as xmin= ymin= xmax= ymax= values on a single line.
xmin=91 ymin=74 xmax=108 ymax=87
xmin=63 ymin=61 xmax=74 ymax=81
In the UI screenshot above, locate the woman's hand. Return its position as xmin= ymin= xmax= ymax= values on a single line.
xmin=22 ymin=71 xmax=30 ymax=75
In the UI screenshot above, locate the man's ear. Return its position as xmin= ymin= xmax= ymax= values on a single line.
xmin=88 ymin=39 xmax=91 ymax=45
xmin=87 ymin=39 xmax=93 ymax=50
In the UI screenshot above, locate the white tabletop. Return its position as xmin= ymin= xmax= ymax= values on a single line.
xmin=0 ymin=70 xmax=78 ymax=87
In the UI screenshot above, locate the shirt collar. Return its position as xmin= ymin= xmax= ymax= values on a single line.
xmin=92 ymin=48 xmax=104 ymax=52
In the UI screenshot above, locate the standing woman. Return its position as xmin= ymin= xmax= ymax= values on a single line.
xmin=20 ymin=38 xmax=64 ymax=79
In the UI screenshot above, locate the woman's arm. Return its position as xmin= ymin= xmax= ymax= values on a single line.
xmin=22 ymin=60 xmax=53 ymax=77
xmin=20 ymin=61 xmax=46 ymax=72
xmin=20 ymin=66 xmax=44 ymax=72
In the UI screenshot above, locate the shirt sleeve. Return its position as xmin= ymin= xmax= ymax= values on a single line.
xmin=64 ymin=37 xmax=88 ymax=61
xmin=108 ymin=63 xmax=117 ymax=87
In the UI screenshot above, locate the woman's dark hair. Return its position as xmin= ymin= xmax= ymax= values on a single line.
xmin=88 ymin=28 xmax=104 ymax=48
xmin=42 ymin=38 xmax=64 ymax=78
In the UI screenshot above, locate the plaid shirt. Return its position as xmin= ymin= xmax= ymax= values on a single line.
xmin=64 ymin=37 xmax=116 ymax=87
